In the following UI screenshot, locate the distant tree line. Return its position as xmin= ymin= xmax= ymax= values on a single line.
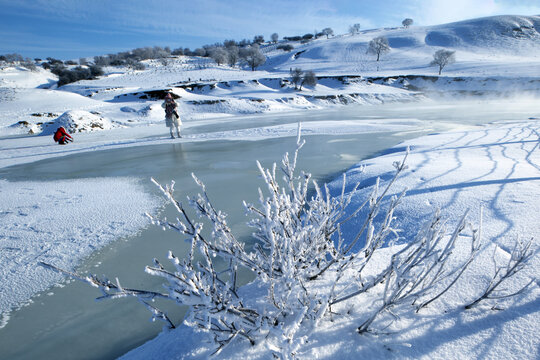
xmin=4 ymin=18 xmax=427 ymax=86
xmin=169 ymin=38 xmax=268 ymax=71
xmin=0 ymin=24 xmax=338 ymax=78
xmin=282 ymin=28 xmax=331 ymax=42
xmin=93 ymin=46 xmax=171 ymax=69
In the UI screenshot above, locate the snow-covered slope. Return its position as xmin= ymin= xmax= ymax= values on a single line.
xmin=265 ymin=15 xmax=540 ymax=76
xmin=1 ymin=15 xmax=539 ymax=137
xmin=0 ymin=66 xmax=56 ymax=88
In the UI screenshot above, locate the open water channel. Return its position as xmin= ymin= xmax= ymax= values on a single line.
xmin=0 ymin=100 xmax=537 ymax=359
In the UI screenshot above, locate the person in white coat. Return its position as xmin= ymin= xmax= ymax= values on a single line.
xmin=162 ymin=93 xmax=182 ymax=138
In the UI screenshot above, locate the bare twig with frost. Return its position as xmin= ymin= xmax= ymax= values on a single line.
xmin=464 ymin=239 xmax=536 ymax=309
xmin=356 ymin=211 xmax=477 ymax=333
xmin=309 ymin=153 xmax=409 ymax=281
xmin=38 ymin=261 xmax=177 ymax=329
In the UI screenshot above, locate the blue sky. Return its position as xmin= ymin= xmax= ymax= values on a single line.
xmin=1 ymin=0 xmax=539 ymax=60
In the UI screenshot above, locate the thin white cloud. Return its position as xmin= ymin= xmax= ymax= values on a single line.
xmin=0 ymin=0 xmax=372 ymax=40
xmin=407 ymin=0 xmax=540 ymax=25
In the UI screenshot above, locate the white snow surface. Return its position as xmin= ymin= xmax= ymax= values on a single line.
xmin=121 ymin=120 xmax=540 ymax=360
xmin=39 ymin=110 xmax=115 ymax=135
xmin=0 ymin=178 xmax=161 ymax=320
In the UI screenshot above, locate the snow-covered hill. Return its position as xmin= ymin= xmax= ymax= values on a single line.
xmin=1 ymin=15 xmax=539 ymax=137
xmin=265 ymin=15 xmax=540 ymax=76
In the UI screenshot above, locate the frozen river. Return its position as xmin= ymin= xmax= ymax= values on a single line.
xmin=0 ymin=99 xmax=537 ymax=359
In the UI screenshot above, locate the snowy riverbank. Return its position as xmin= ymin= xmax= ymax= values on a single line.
xmin=0 ymin=13 xmax=539 ymax=359
xmin=122 ymin=119 xmax=540 ymax=360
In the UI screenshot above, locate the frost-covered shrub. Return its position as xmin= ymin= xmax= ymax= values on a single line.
xmin=209 ymin=47 xmax=229 ymax=66
xmin=349 ymin=23 xmax=361 ymax=35
xmin=42 ymin=130 xmax=536 ymax=358
xmin=253 ymin=35 xmax=265 ymax=45
xmin=125 ymin=59 xmax=146 ymax=71
xmin=1 ymin=53 xmax=24 ymax=63
xmin=21 ymin=60 xmax=37 ymax=71
xmin=51 ymin=64 xmax=104 ymax=86
xmin=0 ymin=53 xmax=37 ymax=71
xmin=92 ymin=46 xmax=170 ymax=67
xmin=290 ymin=67 xmax=303 ymax=89
xmin=322 ymin=28 xmax=334 ymax=39
xmin=89 ymin=65 xmax=104 ymax=77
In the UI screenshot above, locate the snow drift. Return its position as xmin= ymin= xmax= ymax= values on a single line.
xmin=39 ymin=110 xmax=115 ymax=135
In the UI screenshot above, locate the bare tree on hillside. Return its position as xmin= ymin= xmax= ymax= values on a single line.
xmin=322 ymin=27 xmax=334 ymax=39
xmin=209 ymin=47 xmax=228 ymax=66
xmin=277 ymin=44 xmax=294 ymax=51
xmin=300 ymin=70 xmax=317 ymax=90
xmin=271 ymin=33 xmax=279 ymax=43
xmin=21 ymin=59 xmax=37 ymax=71
xmin=253 ymin=35 xmax=265 ymax=45
xmin=226 ymin=45 xmax=239 ymax=67
xmin=431 ymin=49 xmax=456 ymax=75
xmin=402 ymin=18 xmax=414 ymax=28
xmin=240 ymin=45 xmax=266 ymax=71
xmin=290 ymin=67 xmax=303 ymax=90
xmin=349 ymin=23 xmax=361 ymax=35
xmin=367 ymin=36 xmax=390 ymax=61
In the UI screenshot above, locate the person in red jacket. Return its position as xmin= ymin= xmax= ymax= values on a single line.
xmin=53 ymin=126 xmax=73 ymax=145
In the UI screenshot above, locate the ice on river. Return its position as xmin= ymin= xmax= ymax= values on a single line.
xmin=0 ymin=177 xmax=161 ymax=323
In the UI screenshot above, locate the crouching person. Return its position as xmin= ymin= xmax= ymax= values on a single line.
xmin=162 ymin=93 xmax=182 ymax=139
xmin=53 ymin=126 xmax=73 ymax=145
